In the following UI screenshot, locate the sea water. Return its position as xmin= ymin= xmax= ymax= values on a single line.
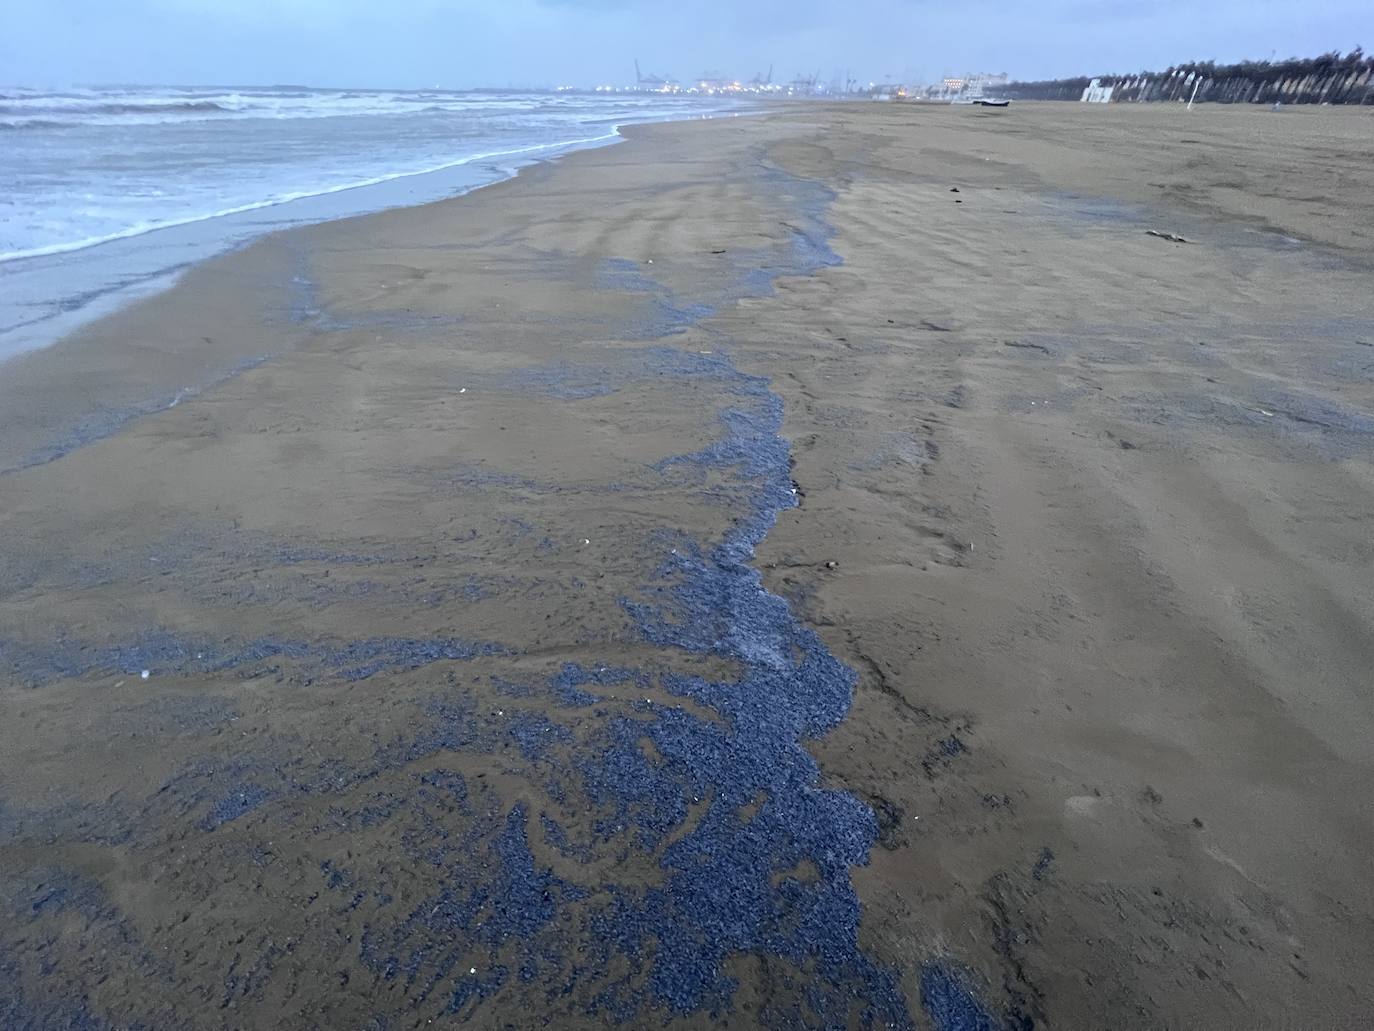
xmin=0 ymin=85 xmax=744 ymax=358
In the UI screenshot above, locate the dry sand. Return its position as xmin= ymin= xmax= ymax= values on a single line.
xmin=2 ymin=102 xmax=1373 ymax=1028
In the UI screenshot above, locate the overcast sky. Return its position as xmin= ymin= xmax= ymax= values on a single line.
xmin=3 ymin=0 xmax=1370 ymax=88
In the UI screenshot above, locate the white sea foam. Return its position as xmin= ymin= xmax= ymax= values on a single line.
xmin=0 ymin=130 xmax=621 ymax=264
xmin=0 ymin=86 xmax=678 ymax=129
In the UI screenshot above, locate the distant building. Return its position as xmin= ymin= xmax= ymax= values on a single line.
xmin=942 ymin=74 xmax=1007 ymax=100
xmin=1081 ymin=78 xmax=1115 ymax=103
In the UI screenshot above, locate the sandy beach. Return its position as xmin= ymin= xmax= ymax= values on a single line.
xmin=3 ymin=102 xmax=1373 ymax=1028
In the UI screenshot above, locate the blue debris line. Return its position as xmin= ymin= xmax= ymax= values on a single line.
xmin=0 ymin=159 xmax=1009 ymax=1028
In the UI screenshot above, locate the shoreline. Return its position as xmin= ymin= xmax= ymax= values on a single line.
xmin=0 ymin=115 xmax=756 ymax=476
xmin=2 ymin=103 xmax=1373 ymax=1027
xmin=1 ymin=130 xmax=628 ymax=267
xmin=0 ymin=104 xmax=755 ymax=363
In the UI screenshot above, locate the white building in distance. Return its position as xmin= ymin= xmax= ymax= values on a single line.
xmin=1081 ymin=78 xmax=1115 ymax=103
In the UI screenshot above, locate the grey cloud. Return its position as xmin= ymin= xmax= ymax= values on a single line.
xmin=3 ymin=0 xmax=1369 ymax=88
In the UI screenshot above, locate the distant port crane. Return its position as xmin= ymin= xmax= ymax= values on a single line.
xmin=634 ymin=60 xmax=676 ymax=90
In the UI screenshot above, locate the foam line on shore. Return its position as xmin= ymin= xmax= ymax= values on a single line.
xmin=0 ymin=131 xmax=623 ymax=266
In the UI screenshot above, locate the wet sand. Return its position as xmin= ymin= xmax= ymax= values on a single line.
xmin=2 ymin=103 xmax=1373 ymax=1028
